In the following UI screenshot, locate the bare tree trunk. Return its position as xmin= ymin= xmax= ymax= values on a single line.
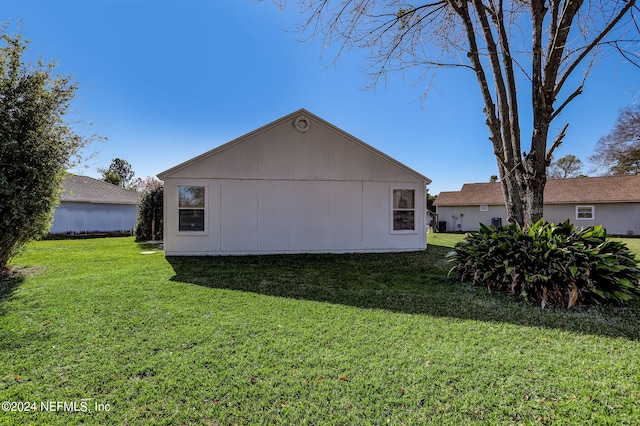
xmin=284 ymin=0 xmax=639 ymax=227
xmin=499 ymin=169 xmax=525 ymax=225
xmin=522 ymin=0 xmax=553 ymax=225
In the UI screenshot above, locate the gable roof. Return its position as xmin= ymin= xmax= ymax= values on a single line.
xmin=157 ymin=108 xmax=431 ymax=184
xmin=434 ymin=175 xmax=640 ymax=206
xmin=435 ymin=182 xmax=504 ymax=206
xmin=60 ymin=174 xmax=141 ymax=205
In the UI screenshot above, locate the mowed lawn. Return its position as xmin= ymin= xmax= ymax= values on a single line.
xmin=1 ymin=235 xmax=639 ymax=425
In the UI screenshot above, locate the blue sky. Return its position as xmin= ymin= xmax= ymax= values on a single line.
xmin=5 ymin=1 xmax=638 ymax=195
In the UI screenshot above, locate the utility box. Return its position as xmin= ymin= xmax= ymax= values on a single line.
xmin=491 ymin=217 xmax=502 ymax=227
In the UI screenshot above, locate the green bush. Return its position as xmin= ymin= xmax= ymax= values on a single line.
xmin=0 ymin=32 xmax=95 ymax=269
xmin=448 ymin=219 xmax=640 ymax=307
xmin=135 ymin=185 xmax=163 ymax=242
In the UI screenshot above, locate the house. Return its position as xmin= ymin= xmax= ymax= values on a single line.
xmin=49 ymin=174 xmax=141 ymax=235
xmin=433 ymin=175 xmax=640 ymax=235
xmin=157 ymin=109 xmax=431 ymax=255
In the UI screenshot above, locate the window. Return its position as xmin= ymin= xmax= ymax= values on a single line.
xmin=576 ymin=205 xmax=594 ymax=220
xmin=392 ymin=189 xmax=415 ymax=231
xmin=178 ymin=186 xmax=205 ymax=231
xmin=480 ymin=204 xmax=488 ymax=212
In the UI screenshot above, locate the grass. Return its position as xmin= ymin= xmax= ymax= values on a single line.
xmin=0 ymin=235 xmax=639 ymax=425
xmin=613 ymin=236 xmax=640 ymax=255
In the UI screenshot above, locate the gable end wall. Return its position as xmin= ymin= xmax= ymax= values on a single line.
xmin=160 ymin=111 xmax=429 ymax=255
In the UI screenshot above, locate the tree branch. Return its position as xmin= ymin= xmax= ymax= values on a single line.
xmin=544 ymin=0 xmax=582 ymax=97
xmin=449 ymin=0 xmax=502 ymax=155
xmin=471 ymin=0 xmax=517 ymax=170
xmin=551 ymin=84 xmax=583 ymax=120
xmin=546 ymin=123 xmax=570 ymax=163
xmin=606 ymin=40 xmax=640 ymax=69
xmin=487 ymin=0 xmax=522 ymax=163
xmin=555 ymin=0 xmax=637 ymax=97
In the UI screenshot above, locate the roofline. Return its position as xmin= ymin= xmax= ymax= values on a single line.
xmin=545 ymin=200 xmax=640 ymax=204
xmin=157 ymin=108 xmax=431 ymax=185
xmin=59 ymin=200 xmax=140 ymax=206
xmin=434 ymin=176 xmax=640 ymax=206
xmin=60 ymin=173 xmax=141 ymax=205
xmin=435 ymin=200 xmax=640 ymax=206
xmin=434 ymin=203 xmax=503 ymax=206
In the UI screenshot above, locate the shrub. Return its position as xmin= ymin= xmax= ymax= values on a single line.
xmin=135 ymin=185 xmax=163 ymax=242
xmin=448 ymin=219 xmax=640 ymax=307
xmin=0 ymin=32 xmax=96 ymax=270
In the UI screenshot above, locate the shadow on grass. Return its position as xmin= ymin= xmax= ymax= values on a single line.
xmin=0 ymin=269 xmax=25 ymax=315
xmin=167 ymin=243 xmax=640 ymax=341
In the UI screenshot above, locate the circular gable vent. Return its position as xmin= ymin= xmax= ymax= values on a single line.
xmin=293 ymin=115 xmax=311 ymax=133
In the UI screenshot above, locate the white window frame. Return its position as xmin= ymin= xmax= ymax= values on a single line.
xmin=575 ymin=205 xmax=595 ymax=221
xmin=390 ymin=188 xmax=417 ymax=234
xmin=177 ymin=184 xmax=208 ymax=234
xmin=480 ymin=204 xmax=488 ymax=212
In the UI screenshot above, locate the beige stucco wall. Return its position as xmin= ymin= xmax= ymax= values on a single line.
xmin=544 ymin=204 xmax=639 ymax=235
xmin=163 ymin=179 xmax=426 ymax=255
xmin=162 ymin=117 xmax=418 ymax=183
xmin=435 ymin=205 xmax=506 ymax=232
xmin=436 ymin=203 xmax=640 ymax=235
xmin=160 ymin=112 xmax=429 ymax=255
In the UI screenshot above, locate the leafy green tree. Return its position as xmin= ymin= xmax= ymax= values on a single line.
xmin=548 ymin=154 xmax=583 ymax=179
xmin=99 ymin=158 xmax=135 ymax=188
xmin=135 ymin=185 xmax=163 ymax=242
xmin=100 ymin=169 xmax=122 ymax=187
xmin=0 ymin=30 xmax=96 ymax=271
xmin=426 ymin=192 xmax=436 ymax=211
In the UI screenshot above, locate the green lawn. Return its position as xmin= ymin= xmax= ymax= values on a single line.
xmin=1 ymin=235 xmax=639 ymax=425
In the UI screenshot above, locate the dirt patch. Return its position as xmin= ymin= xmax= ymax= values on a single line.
xmin=1 ymin=266 xmax=45 ymax=281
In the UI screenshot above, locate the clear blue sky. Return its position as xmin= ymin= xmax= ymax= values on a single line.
xmin=5 ymin=1 xmax=639 ymax=195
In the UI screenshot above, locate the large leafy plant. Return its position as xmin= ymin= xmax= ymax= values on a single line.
xmin=449 ymin=219 xmax=640 ymax=307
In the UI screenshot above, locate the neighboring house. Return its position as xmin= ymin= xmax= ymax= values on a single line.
xmin=434 ymin=175 xmax=640 ymax=235
xmin=158 ymin=109 xmax=431 ymax=255
xmin=49 ymin=174 xmax=141 ymax=235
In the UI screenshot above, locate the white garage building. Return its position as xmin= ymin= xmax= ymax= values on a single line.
xmin=158 ymin=109 xmax=431 ymax=255
xmin=49 ymin=174 xmax=141 ymax=235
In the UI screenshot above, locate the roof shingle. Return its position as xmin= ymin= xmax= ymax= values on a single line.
xmin=60 ymin=174 xmax=141 ymax=205
xmin=434 ymin=175 xmax=640 ymax=206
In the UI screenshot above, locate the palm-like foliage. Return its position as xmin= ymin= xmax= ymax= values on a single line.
xmin=449 ymin=220 xmax=640 ymax=307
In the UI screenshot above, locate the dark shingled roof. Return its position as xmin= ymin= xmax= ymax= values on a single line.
xmin=434 ymin=175 xmax=640 ymax=206
xmin=60 ymin=174 xmax=141 ymax=205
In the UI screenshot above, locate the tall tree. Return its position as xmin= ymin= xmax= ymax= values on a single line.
xmin=589 ymin=104 xmax=640 ymax=175
xmin=99 ymin=158 xmax=135 ymax=188
xmin=547 ymin=154 xmax=583 ymax=178
xmin=272 ymin=0 xmax=639 ymax=225
xmin=0 ymin=30 xmax=97 ymax=270
xmin=100 ymin=169 xmax=122 ymax=187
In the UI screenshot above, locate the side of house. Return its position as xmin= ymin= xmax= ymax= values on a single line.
xmin=434 ymin=204 xmax=507 ymax=232
xmin=434 ymin=183 xmax=506 ymax=232
xmin=434 ymin=176 xmax=640 ymax=235
xmin=49 ymin=174 xmax=141 ymax=235
xmin=543 ymin=203 xmax=639 ymax=236
xmin=158 ymin=109 xmax=431 ymax=255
